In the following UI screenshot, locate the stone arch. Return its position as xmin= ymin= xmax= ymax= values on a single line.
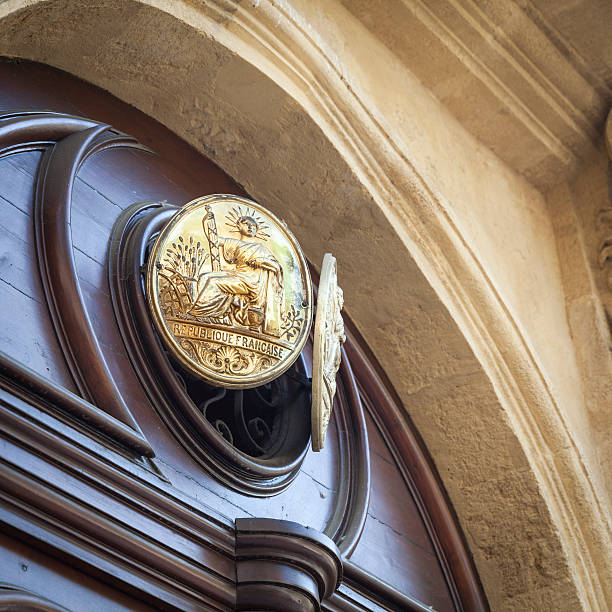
xmin=1 ymin=1 xmax=610 ymax=609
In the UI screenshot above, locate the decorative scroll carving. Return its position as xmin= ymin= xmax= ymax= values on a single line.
xmin=0 ymin=111 xmax=153 ymax=457
xmin=178 ymin=338 xmax=273 ymax=377
xmin=235 ymin=518 xmax=342 ymax=612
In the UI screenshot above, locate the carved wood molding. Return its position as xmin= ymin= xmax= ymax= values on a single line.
xmin=0 ymin=110 xmax=153 ymax=457
xmin=0 ymin=378 xmax=374 ymax=611
xmin=0 ymin=382 xmax=234 ymax=611
xmin=340 ymin=562 xmax=440 ymax=612
xmin=0 ymin=320 xmax=470 ymax=612
xmin=235 ymin=518 xmax=341 ymax=612
xmin=0 ymin=352 xmax=154 ymax=457
xmin=322 ymin=348 xmax=369 ymax=557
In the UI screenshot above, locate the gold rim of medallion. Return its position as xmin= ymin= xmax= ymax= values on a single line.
xmin=146 ymin=194 xmax=313 ymax=389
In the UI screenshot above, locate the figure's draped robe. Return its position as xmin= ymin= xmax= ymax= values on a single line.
xmin=189 ymin=238 xmax=284 ymax=336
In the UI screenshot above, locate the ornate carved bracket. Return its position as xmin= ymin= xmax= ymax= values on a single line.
xmin=235 ymin=518 xmax=342 ymax=611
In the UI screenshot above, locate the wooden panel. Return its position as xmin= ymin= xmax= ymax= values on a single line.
xmin=0 ymin=61 xmax=240 ymax=199
xmin=366 ymin=410 xmax=434 ymax=554
xmin=348 ymin=409 xmax=455 ymax=612
xmin=0 ymin=152 xmax=41 ymax=214
xmin=0 ymin=153 xmax=76 ymax=391
xmin=0 ymin=383 xmax=235 ymax=611
xmin=0 ymin=532 xmax=158 ymax=612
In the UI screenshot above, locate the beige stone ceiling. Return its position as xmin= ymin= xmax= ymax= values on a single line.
xmin=342 ymin=0 xmax=612 ymax=190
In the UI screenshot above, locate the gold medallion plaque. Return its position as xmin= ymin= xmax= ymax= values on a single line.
xmin=311 ymin=253 xmax=346 ymax=452
xmin=146 ymin=195 xmax=312 ymax=389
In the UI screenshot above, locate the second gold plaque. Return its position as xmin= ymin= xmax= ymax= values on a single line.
xmin=147 ymin=195 xmax=312 ymax=388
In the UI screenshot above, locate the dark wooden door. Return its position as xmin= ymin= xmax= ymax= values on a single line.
xmin=0 ymin=59 xmax=486 ymax=612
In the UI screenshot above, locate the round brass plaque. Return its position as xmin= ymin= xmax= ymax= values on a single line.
xmin=146 ymin=195 xmax=313 ymax=389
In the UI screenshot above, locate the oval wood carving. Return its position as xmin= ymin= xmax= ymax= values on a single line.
xmin=109 ymin=201 xmax=372 ymax=508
